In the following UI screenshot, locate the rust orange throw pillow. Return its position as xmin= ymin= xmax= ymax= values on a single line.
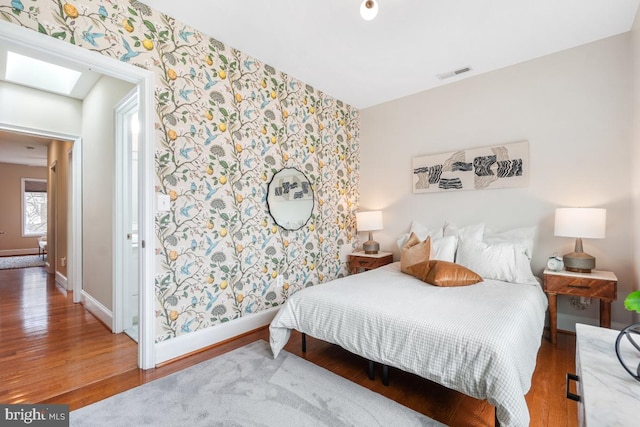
xmin=401 ymin=233 xmax=431 ymax=274
xmin=407 ymin=260 xmax=482 ymax=287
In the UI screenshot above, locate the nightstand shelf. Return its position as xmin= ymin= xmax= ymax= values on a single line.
xmin=349 ymin=251 xmax=393 ymax=274
xmin=543 ymin=269 xmax=617 ymax=345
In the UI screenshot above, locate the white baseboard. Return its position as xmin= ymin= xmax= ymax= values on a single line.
xmin=81 ymin=291 xmax=113 ymax=331
xmin=55 ymin=271 xmax=68 ymax=290
xmin=155 ymin=306 xmax=280 ymax=365
xmin=558 ymin=312 xmax=630 ymax=333
xmin=0 ymin=248 xmax=39 ymax=256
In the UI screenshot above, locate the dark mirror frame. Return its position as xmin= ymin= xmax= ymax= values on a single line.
xmin=266 ymin=167 xmax=314 ymax=231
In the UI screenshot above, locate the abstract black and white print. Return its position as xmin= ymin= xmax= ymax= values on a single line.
xmin=412 ymin=141 xmax=529 ymax=194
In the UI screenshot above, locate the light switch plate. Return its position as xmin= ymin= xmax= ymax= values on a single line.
xmin=157 ymin=194 xmax=171 ymax=212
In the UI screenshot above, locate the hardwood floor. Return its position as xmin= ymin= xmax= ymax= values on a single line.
xmin=0 ymin=267 xmax=138 ymax=404
xmin=0 ymin=266 xmax=578 ymax=426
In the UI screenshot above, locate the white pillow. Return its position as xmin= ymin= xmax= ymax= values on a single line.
xmin=484 ymin=226 xmax=536 ymax=260
xmin=456 ymin=237 xmax=538 ymax=284
xmin=397 ymin=220 xmax=444 ymax=249
xmin=443 ymin=221 xmax=485 ymax=241
xmin=430 ymin=235 xmax=457 ymax=262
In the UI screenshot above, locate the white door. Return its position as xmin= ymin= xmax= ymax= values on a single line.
xmin=115 ymin=90 xmax=140 ymax=342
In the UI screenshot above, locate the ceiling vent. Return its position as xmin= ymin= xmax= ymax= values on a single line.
xmin=436 ymin=66 xmax=472 ymax=80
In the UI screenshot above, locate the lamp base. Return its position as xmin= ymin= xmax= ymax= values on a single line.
xmin=563 ymin=252 xmax=595 ymax=273
xmin=363 ymin=240 xmax=379 ymax=254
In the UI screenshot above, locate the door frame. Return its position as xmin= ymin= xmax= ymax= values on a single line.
xmin=0 ymin=21 xmax=156 ymax=369
xmin=69 ymin=141 xmax=82 ymax=304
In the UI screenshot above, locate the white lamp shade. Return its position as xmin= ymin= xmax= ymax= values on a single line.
xmin=360 ymin=0 xmax=379 ymax=21
xmin=554 ymin=208 xmax=606 ymax=239
xmin=356 ymin=211 xmax=383 ymax=232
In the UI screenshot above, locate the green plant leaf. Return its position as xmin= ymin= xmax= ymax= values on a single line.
xmin=624 ymin=290 xmax=640 ymax=314
xmin=143 ymin=19 xmax=156 ymax=33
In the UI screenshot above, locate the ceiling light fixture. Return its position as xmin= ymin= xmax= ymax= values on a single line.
xmin=360 ymin=0 xmax=378 ymax=21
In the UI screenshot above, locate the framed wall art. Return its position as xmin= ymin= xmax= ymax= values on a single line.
xmin=412 ymin=141 xmax=529 ymax=194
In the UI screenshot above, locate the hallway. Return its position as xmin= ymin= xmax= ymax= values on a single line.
xmin=0 ymin=266 xmax=137 ymax=404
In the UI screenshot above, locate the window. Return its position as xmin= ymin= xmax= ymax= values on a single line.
xmin=22 ymin=178 xmax=47 ymax=237
xmin=5 ymin=51 xmax=81 ymax=96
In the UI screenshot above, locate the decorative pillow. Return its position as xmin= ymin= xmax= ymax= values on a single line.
xmin=456 ymin=237 xmax=538 ymax=284
xmin=397 ymin=220 xmax=444 ymax=249
xmin=443 ymin=221 xmax=485 ymax=240
xmin=484 ymin=226 xmax=536 ymax=260
xmin=407 ymin=260 xmax=482 ymax=287
xmin=430 ymin=235 xmax=457 ymax=262
xmin=401 ymin=233 xmax=431 ymax=274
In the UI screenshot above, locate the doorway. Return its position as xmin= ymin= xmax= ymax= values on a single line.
xmin=0 ymin=20 xmax=155 ymax=369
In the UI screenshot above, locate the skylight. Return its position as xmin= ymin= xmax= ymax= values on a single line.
xmin=5 ymin=51 xmax=81 ymax=96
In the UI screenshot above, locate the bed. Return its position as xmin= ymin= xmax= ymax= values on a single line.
xmin=270 ymin=225 xmax=547 ymax=427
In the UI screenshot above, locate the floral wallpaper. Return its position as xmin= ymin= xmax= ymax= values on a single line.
xmin=0 ymin=0 xmax=360 ymax=342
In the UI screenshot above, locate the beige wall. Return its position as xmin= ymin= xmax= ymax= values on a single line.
xmin=81 ymin=75 xmax=135 ymax=311
xmin=47 ymin=140 xmax=72 ymax=278
xmin=0 ymin=162 xmax=47 ymax=254
xmin=0 ymin=81 xmax=82 ymax=135
xmin=360 ymin=34 xmax=634 ymax=331
xmin=632 ymin=8 xmax=640 ymax=323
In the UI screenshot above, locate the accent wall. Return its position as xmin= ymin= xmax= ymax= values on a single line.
xmin=0 ymin=0 xmax=359 ymax=345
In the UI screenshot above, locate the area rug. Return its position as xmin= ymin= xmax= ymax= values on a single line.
xmin=70 ymin=340 xmax=444 ymax=426
xmin=0 ymin=255 xmax=45 ymax=270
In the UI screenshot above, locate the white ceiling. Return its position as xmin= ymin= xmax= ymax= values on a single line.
xmin=0 ymin=41 xmax=100 ymax=166
xmin=142 ymin=0 xmax=640 ymax=109
xmin=2 ymin=0 xmax=638 ymax=166
xmin=0 ymin=130 xmax=50 ymax=167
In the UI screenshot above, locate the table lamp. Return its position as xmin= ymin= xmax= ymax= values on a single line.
xmin=554 ymin=207 xmax=606 ymax=273
xmin=356 ymin=211 xmax=383 ymax=254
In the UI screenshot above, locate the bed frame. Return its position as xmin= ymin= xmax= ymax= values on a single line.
xmin=300 ymin=332 xmax=501 ymax=426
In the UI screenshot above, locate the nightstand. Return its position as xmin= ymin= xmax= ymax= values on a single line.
xmin=349 ymin=251 xmax=393 ymax=274
xmin=543 ymin=269 xmax=617 ymax=345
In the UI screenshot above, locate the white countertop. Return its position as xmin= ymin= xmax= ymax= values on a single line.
xmin=576 ymin=323 xmax=640 ymax=426
xmin=544 ymin=269 xmax=617 ymax=281
xmin=351 ymin=251 xmax=393 ymax=258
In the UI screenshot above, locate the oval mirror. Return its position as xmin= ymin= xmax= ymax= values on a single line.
xmin=267 ymin=167 xmax=314 ymax=230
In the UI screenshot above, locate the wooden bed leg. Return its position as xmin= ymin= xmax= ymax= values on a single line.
xmin=368 ymin=360 xmax=375 ymax=380
xmin=382 ymin=364 xmax=389 ymax=386
xmin=301 ymin=333 xmax=306 ymax=353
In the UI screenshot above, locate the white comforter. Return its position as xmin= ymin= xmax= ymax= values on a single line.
xmin=270 ymin=262 xmax=548 ymax=427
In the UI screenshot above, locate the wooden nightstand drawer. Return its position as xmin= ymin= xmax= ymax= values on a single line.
xmin=544 ymin=275 xmax=616 ymax=301
xmin=349 ymin=252 xmax=393 ymax=274
xmin=543 ymin=269 xmax=618 ymax=345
